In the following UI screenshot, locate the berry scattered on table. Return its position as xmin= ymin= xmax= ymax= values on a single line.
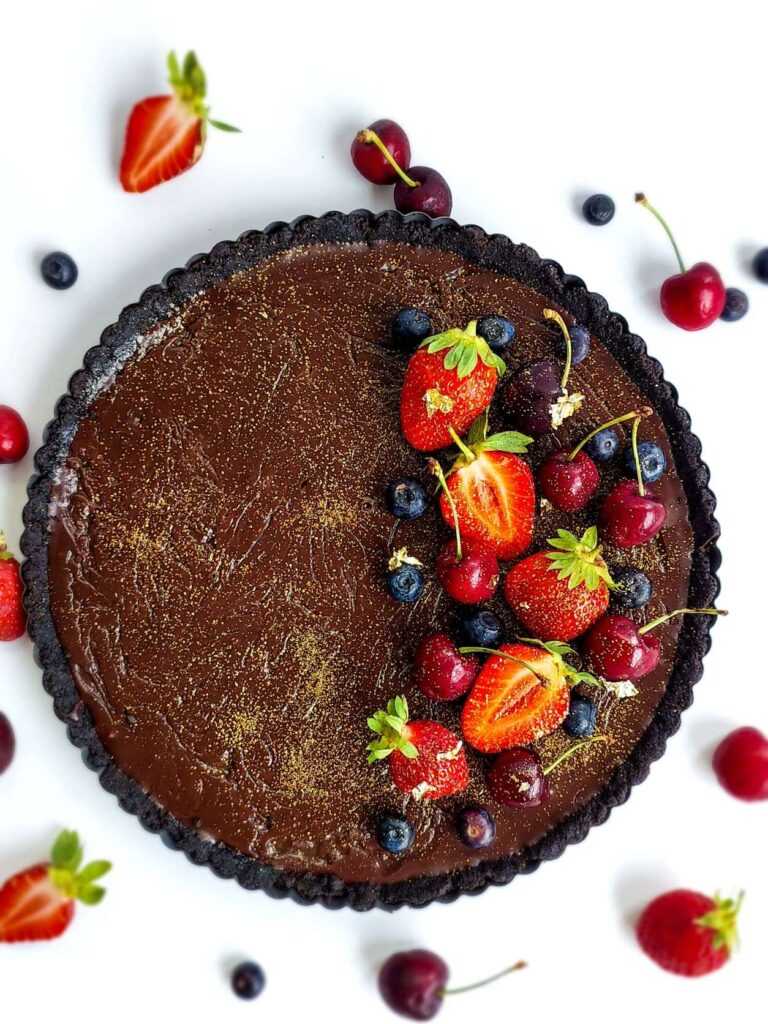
xmin=394 ymin=166 xmax=452 ymax=218
xmin=375 ymin=815 xmax=415 ymax=854
xmin=635 ymin=193 xmax=725 ymax=330
xmin=435 ymin=537 xmax=499 ymax=605
xmin=624 ymin=440 xmax=666 ymax=484
xmin=611 ymin=566 xmax=652 ymax=609
xmin=0 ymin=830 xmax=111 ymax=943
xmin=120 ymin=50 xmax=239 ymax=194
xmin=367 ymin=696 xmax=469 ymax=801
xmin=712 ymin=727 xmax=768 ymax=801
xmin=719 ymin=287 xmax=749 ymax=322
xmin=40 ymin=252 xmax=78 ymax=290
xmin=413 ymin=634 xmax=479 ymax=702
xmin=636 ymin=890 xmax=743 ymax=977
xmin=457 ymin=608 xmax=503 ymax=648
xmin=582 ymin=193 xmax=616 ymax=226
xmin=385 ymin=479 xmax=428 ymax=520
xmin=476 ymin=315 xmax=516 ymax=354
xmin=563 ymin=694 xmax=597 ymax=738
xmin=456 ymin=807 xmax=496 ymax=849
xmin=391 ymin=308 xmax=433 ymax=350
xmin=753 ymin=247 xmax=768 ymax=283
xmin=0 ymin=406 xmax=30 ymax=464
xmin=231 ymin=961 xmax=266 ymax=1000
xmin=0 ymin=712 xmax=15 ymax=775
xmin=386 ymin=549 xmax=425 ymax=604
xmin=0 ymin=534 xmax=25 ymax=642
xmin=351 ymin=120 xmax=411 ymax=185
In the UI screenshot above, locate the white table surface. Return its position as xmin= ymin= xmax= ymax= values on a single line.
xmin=1 ymin=2 xmax=765 ymax=1020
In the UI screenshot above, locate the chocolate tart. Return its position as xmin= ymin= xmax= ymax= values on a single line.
xmin=21 ymin=211 xmax=721 ymax=911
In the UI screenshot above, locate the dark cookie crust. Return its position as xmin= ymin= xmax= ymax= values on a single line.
xmin=21 ymin=210 xmax=721 ymax=911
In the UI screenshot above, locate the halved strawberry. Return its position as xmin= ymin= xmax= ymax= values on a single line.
xmin=0 ymin=830 xmax=111 ymax=944
xmin=120 ymin=51 xmax=239 ymax=193
xmin=460 ymin=640 xmax=598 ymax=753
xmin=367 ymin=696 xmax=469 ymax=800
xmin=503 ymin=526 xmax=614 ymax=640
xmin=435 ymin=413 xmax=534 ymax=560
xmin=400 ymin=321 xmax=506 ymax=452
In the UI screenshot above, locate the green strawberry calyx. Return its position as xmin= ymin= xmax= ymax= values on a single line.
xmin=167 ymin=50 xmax=240 ymax=134
xmin=419 ymin=321 xmax=507 ymax=381
xmin=447 ymin=411 xmax=533 ymax=470
xmin=366 ymin=696 xmax=418 ymax=763
xmin=696 ymin=892 xmax=744 ymax=953
xmin=0 ymin=531 xmax=15 ymax=561
xmin=518 ymin=638 xmax=601 ymax=688
xmin=545 ymin=527 xmax=615 ymax=592
xmin=47 ymin=830 xmax=112 ymax=907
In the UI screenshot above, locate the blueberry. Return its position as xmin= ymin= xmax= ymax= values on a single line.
xmin=385 ymin=479 xmax=428 ymax=520
xmin=564 ymin=695 xmax=597 ymax=738
xmin=40 ymin=251 xmax=78 ymax=290
xmin=391 ymin=308 xmax=433 ymax=349
xmin=582 ymin=193 xmax=616 ymax=226
xmin=753 ymin=248 xmax=768 ymax=284
xmin=231 ymin=962 xmax=266 ymax=1000
xmin=720 ymin=288 xmax=749 ymax=322
xmin=458 ymin=608 xmax=503 ymax=648
xmin=476 ymin=315 xmax=516 ymax=354
xmin=555 ymin=323 xmax=591 ymax=365
xmin=611 ymin=566 xmax=653 ymax=609
xmin=625 ymin=440 xmax=666 ymax=483
xmin=387 ymin=564 xmax=424 ymax=603
xmin=456 ymin=806 xmax=496 ymax=849
xmin=585 ymin=427 xmax=619 ymax=462
xmin=376 ymin=815 xmax=415 ymax=854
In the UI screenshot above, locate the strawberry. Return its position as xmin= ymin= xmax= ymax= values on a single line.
xmin=120 ymin=51 xmax=239 ymax=194
xmin=434 ymin=413 xmax=534 ymax=560
xmin=636 ymin=890 xmax=743 ymax=977
xmin=460 ymin=640 xmax=598 ymax=753
xmin=0 ymin=532 xmax=25 ymax=642
xmin=503 ymin=527 xmax=613 ymax=641
xmin=400 ymin=321 xmax=506 ymax=452
xmin=367 ymin=696 xmax=469 ymax=800
xmin=0 ymin=830 xmax=111 ymax=943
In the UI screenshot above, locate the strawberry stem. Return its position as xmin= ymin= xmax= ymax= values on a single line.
xmin=630 ymin=415 xmax=645 ymax=497
xmin=543 ymin=735 xmax=608 ymax=777
xmin=638 ymin=607 xmax=728 ymax=636
xmin=448 ymin=426 xmax=477 ymax=464
xmin=356 ymin=129 xmax=419 ymax=188
xmin=458 ymin=646 xmax=548 ymax=681
xmin=0 ymin=531 xmax=13 ymax=561
xmin=568 ymin=408 xmax=653 ymax=461
xmin=428 ymin=459 xmax=462 ymax=562
xmin=543 ymin=309 xmax=573 ymax=390
xmin=635 ymin=193 xmax=686 ymax=274
xmin=442 ymin=961 xmax=527 ymax=997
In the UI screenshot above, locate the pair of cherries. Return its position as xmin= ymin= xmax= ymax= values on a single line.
xmin=351 ymin=119 xmax=452 ymax=218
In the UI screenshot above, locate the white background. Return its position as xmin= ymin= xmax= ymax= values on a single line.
xmin=1 ymin=1 xmax=765 ymax=1020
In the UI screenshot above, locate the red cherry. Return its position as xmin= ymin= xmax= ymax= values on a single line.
xmin=414 ymin=634 xmax=479 ymax=701
xmin=487 ymin=748 xmax=547 ymax=807
xmin=394 ymin=166 xmax=452 ymax=218
xmin=0 ymin=711 xmax=15 ymax=774
xmin=538 ymin=450 xmax=599 ymax=512
xmin=636 ymin=194 xmax=725 ymax=330
xmin=0 ymin=406 xmax=29 ymax=464
xmin=713 ymin=727 xmax=768 ymax=801
xmin=600 ymin=479 xmax=666 ymax=548
xmin=351 ymin=120 xmax=411 ymax=185
xmin=583 ymin=614 xmax=661 ymax=681
xmin=436 ymin=538 xmax=499 ymax=605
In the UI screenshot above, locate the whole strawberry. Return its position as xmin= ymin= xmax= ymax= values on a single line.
xmin=367 ymin=696 xmax=469 ymax=800
xmin=503 ymin=527 xmax=613 ymax=641
xmin=637 ymin=890 xmax=743 ymax=977
xmin=400 ymin=321 xmax=506 ymax=452
xmin=0 ymin=830 xmax=111 ymax=943
xmin=0 ymin=533 xmax=25 ymax=642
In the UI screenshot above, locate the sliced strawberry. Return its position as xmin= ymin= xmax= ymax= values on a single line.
xmin=367 ymin=696 xmax=469 ymax=800
xmin=0 ymin=830 xmax=111 ymax=944
xmin=120 ymin=51 xmax=239 ymax=194
xmin=461 ymin=644 xmax=570 ymax=753
xmin=400 ymin=322 xmax=506 ymax=452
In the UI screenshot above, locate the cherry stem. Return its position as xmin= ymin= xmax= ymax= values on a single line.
xmin=631 ymin=415 xmax=645 ymax=497
xmin=442 ymin=960 xmax=527 ymax=997
xmin=543 ymin=309 xmax=572 ymax=391
xmin=638 ymin=607 xmax=728 ymax=636
xmin=458 ymin=646 xmax=548 ymax=682
xmin=635 ymin=193 xmax=686 ymax=275
xmin=357 ymin=129 xmax=419 ymax=188
xmin=428 ymin=459 xmax=462 ymax=562
xmin=568 ymin=407 xmax=653 ymax=461
xmin=448 ymin=426 xmax=477 ymax=464
xmin=543 ymin=735 xmax=608 ymax=777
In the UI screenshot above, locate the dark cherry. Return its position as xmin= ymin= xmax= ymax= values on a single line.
xmin=0 ymin=711 xmax=15 ymax=774
xmin=435 ymin=538 xmax=499 ymax=605
xmin=413 ymin=634 xmax=479 ymax=701
xmin=379 ymin=950 xmax=449 ymax=1021
xmin=351 ymin=120 xmax=411 ymax=185
xmin=502 ymin=359 xmax=561 ymax=435
xmin=487 ymin=748 xmax=548 ymax=807
xmin=394 ymin=166 xmax=452 ymax=219
xmin=538 ymin=450 xmax=599 ymax=512
xmin=713 ymin=727 xmax=768 ymax=802
xmin=456 ymin=806 xmax=496 ymax=849
xmin=0 ymin=406 xmax=30 ymax=464
xmin=583 ymin=614 xmax=661 ymax=682
xmin=600 ymin=479 xmax=666 ymax=548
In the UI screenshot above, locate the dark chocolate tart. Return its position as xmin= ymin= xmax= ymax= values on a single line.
xmin=21 ymin=211 xmax=721 ymax=911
